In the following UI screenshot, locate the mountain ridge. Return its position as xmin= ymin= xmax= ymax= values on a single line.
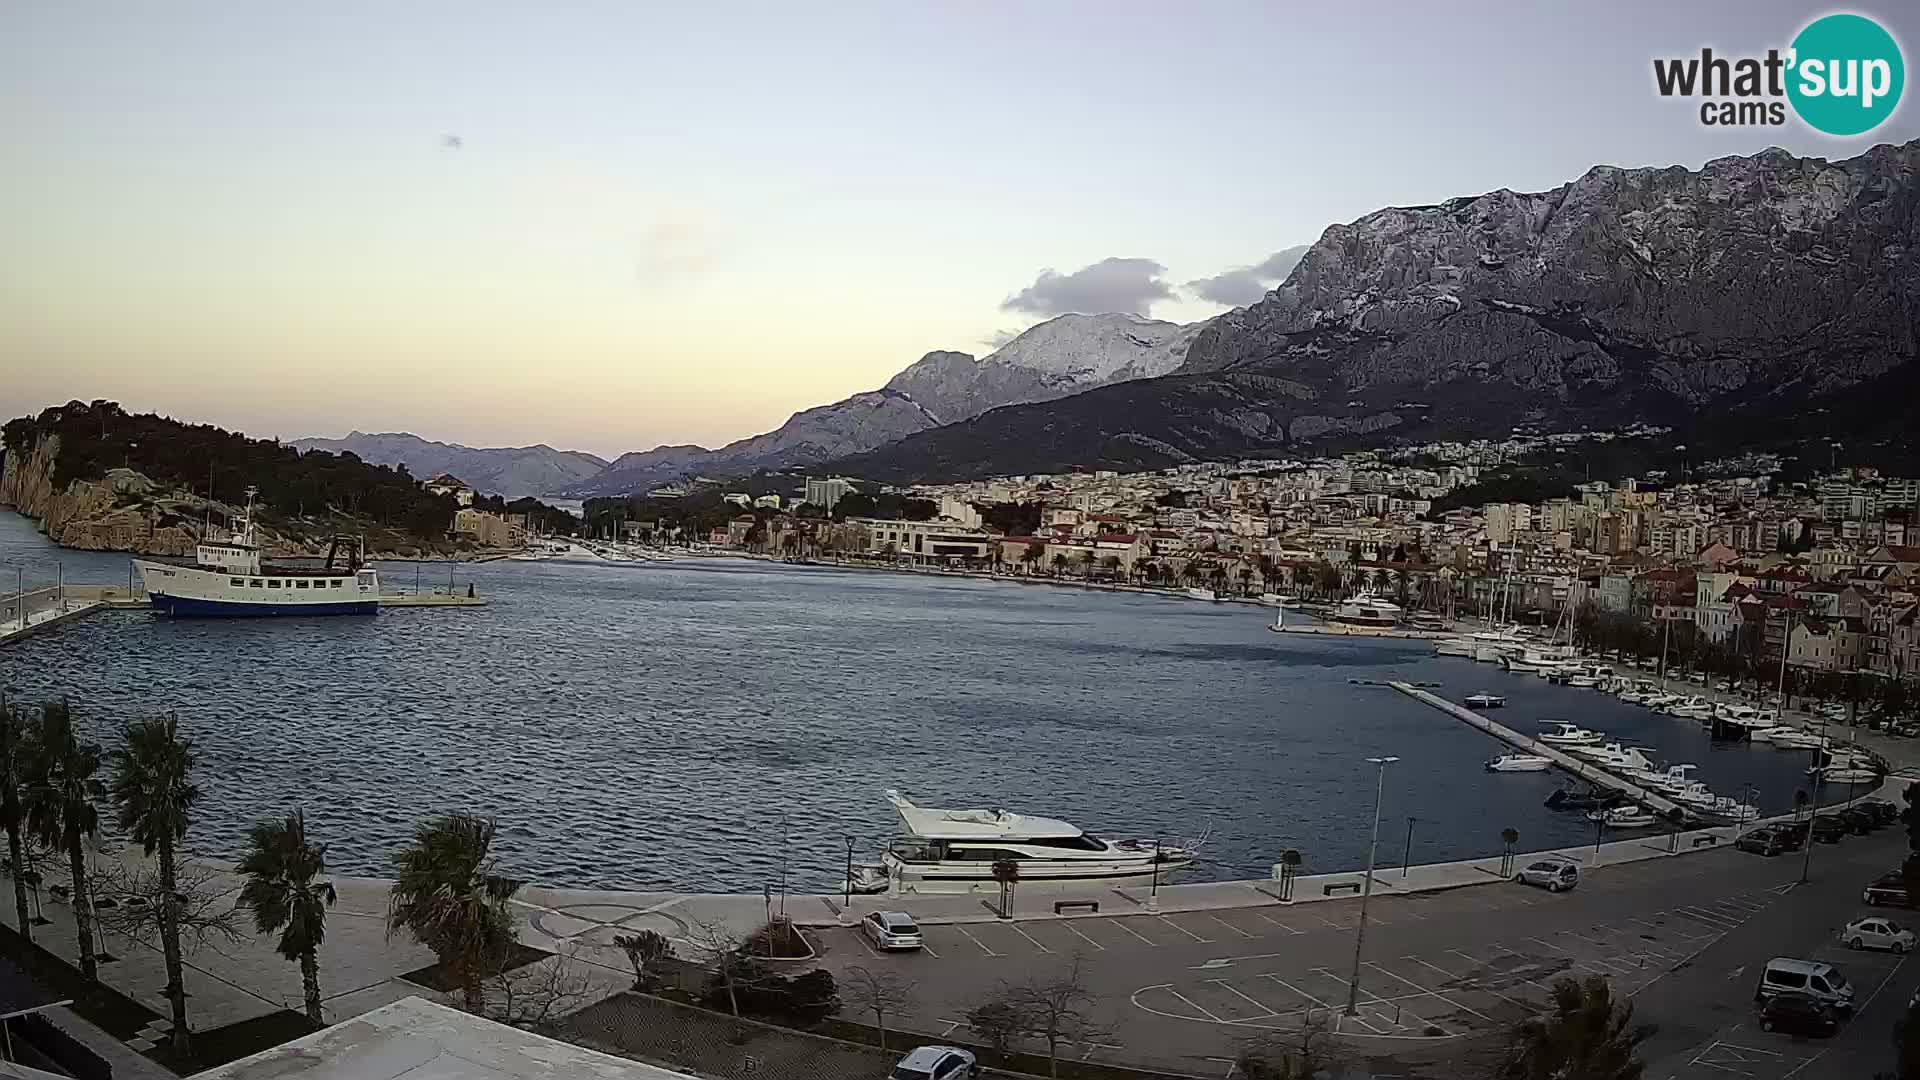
xmin=827 ymin=139 xmax=1920 ymax=482
xmin=290 ymin=431 xmax=608 ymax=498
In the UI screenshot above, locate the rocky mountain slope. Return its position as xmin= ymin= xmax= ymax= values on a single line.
xmin=831 ymin=140 xmax=1920 ymax=482
xmin=290 ymin=432 xmax=607 ymax=498
xmin=574 ymin=313 xmax=1205 ymax=494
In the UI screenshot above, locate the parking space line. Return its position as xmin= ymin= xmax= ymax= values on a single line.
xmin=1109 ymin=919 xmax=1158 ymax=946
xmin=954 ymin=924 xmax=1000 ymax=956
xmin=1208 ymin=979 xmax=1280 ymax=1020
xmin=1160 ymin=916 xmax=1213 ymax=944
xmin=921 ymin=940 xmax=941 ymax=958
xmin=1203 ymin=912 xmax=1255 ymax=940
xmin=1311 ymin=967 xmax=1445 ymax=1035
xmin=1008 ymin=922 xmax=1054 ymax=954
xmin=1060 ymin=921 xmax=1106 ymax=952
xmin=1263 ymin=973 xmax=1330 ymax=1010
xmin=1164 ymin=987 xmax=1225 ymax=1023
xmin=1367 ymin=961 xmax=1492 ymax=1022
xmin=1404 ymin=955 xmax=1534 ymax=1012
xmin=1631 ymin=915 xmax=1712 ymax=940
xmin=1311 ymin=913 xmax=1348 ymax=930
xmin=850 ymin=930 xmax=884 ymax=958
xmin=1675 ymin=906 xmax=1741 ymax=928
xmin=1254 ymin=910 xmax=1303 ymax=935
xmin=1485 ymin=944 xmax=1559 ymax=993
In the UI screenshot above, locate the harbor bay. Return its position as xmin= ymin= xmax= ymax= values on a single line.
xmin=0 ymin=511 xmax=1831 ymax=894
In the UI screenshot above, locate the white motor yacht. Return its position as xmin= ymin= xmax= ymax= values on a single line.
xmin=1587 ymin=806 xmax=1658 ymax=828
xmin=1642 ymin=764 xmax=1699 ymax=793
xmin=1714 ymin=705 xmax=1778 ymax=738
xmin=879 ymin=790 xmax=1196 ymax=894
xmin=1486 ymin=754 xmax=1553 ymax=773
xmin=1464 ymin=692 xmax=1507 ymax=709
xmin=1665 ymin=697 xmax=1715 ymax=721
xmin=1765 ymin=728 xmax=1831 ymax=750
xmin=1539 ymin=723 xmax=1605 ymax=747
xmin=1330 ymin=591 xmax=1402 ymax=627
xmin=1186 ymin=587 xmax=1217 ymax=601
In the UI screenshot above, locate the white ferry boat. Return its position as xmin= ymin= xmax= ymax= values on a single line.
xmin=133 ymin=489 xmax=378 ymax=617
xmin=878 ymin=790 xmax=1196 ymax=893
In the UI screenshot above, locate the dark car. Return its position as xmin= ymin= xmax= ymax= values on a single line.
xmin=1809 ymin=815 xmax=1850 ymax=844
xmin=1773 ymin=821 xmax=1809 ymax=851
xmin=1837 ymin=807 xmax=1881 ymax=835
xmin=1759 ymin=992 xmax=1840 ymax=1037
xmin=1858 ymin=798 xmax=1901 ymax=825
xmin=1736 ymin=826 xmax=1788 ymax=856
xmin=1865 ymin=871 xmax=1913 ymax=907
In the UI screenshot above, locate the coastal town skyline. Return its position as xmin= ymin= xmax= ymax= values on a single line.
xmin=9 ymin=2 xmax=1920 ymax=459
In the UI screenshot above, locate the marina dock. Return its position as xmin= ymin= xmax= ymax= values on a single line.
xmin=1389 ymin=680 xmax=1693 ymax=821
xmin=1270 ymin=623 xmax=1448 ymax=640
xmin=378 ymin=590 xmax=488 ymax=608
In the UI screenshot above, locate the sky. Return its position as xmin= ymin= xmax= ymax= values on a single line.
xmin=5 ymin=2 xmax=1917 ymax=460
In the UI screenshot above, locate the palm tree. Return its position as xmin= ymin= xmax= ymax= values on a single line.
xmin=22 ymin=701 xmax=104 ymax=981
xmin=237 ymin=811 xmax=337 ymax=1024
xmin=1499 ymin=975 xmax=1651 ymax=1080
xmin=386 ymin=813 xmax=521 ymax=1013
xmin=110 ymin=715 xmax=199 ymax=1053
xmin=0 ymin=698 xmax=32 ymax=943
xmin=1049 ymin=553 xmax=1067 ymax=576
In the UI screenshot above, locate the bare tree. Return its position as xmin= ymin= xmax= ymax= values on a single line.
xmin=685 ymin=916 xmax=748 ymax=1018
xmin=1235 ymin=1013 xmax=1341 ymax=1079
xmin=965 ymin=998 xmax=1025 ymax=1058
xmin=485 ymin=952 xmax=596 ymax=1029
xmin=612 ymin=928 xmax=673 ymax=991
xmin=842 ymin=965 xmax=918 ymax=1050
xmin=96 ymin=853 xmax=244 ymax=956
xmin=1007 ymin=955 xmax=1113 ymax=1078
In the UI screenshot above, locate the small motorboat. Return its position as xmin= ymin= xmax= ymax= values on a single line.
xmin=1538 ymin=722 xmax=1605 ymax=746
xmin=1708 ymin=801 xmax=1761 ymax=822
xmin=1465 ymin=692 xmax=1506 ymax=709
xmin=844 ymin=863 xmax=891 ymax=895
xmin=1768 ymin=728 xmax=1831 ymax=750
xmin=1587 ymin=806 xmax=1658 ymax=828
xmin=1487 ymin=754 xmax=1553 ymax=773
xmin=1546 ymin=787 xmax=1625 ymax=812
xmin=1642 ymin=764 xmax=1699 ymax=794
xmin=1822 ymin=765 xmax=1883 ymax=784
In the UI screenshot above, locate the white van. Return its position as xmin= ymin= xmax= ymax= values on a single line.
xmin=1755 ymin=958 xmax=1854 ymax=1013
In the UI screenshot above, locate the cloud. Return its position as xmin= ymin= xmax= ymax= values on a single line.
xmin=1001 ymin=257 xmax=1175 ymax=317
xmin=1186 ymin=245 xmax=1310 ymax=307
xmin=981 ymin=328 xmax=1022 ymax=350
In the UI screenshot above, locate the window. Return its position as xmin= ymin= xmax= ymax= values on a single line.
xmin=1768 ymin=970 xmax=1807 ymax=989
xmin=250 ymin=579 xmax=263 ymax=588
xmin=267 ymin=580 xmax=281 ymax=588
xmin=230 ymin=578 xmax=244 ymax=586
xmin=296 ymin=580 xmax=309 ymax=589
xmin=331 ymin=580 xmax=343 ymax=588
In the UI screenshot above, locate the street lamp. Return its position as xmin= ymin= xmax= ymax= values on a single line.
xmin=1346 ymin=755 xmax=1398 ymax=1017
xmin=1401 ymin=817 xmax=1420 ymax=879
xmin=843 ymin=835 xmax=855 ymax=908
xmin=1800 ymin=715 xmax=1830 ymax=886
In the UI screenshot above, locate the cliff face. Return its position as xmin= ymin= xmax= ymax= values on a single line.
xmin=1 ymin=432 xmax=348 ymax=557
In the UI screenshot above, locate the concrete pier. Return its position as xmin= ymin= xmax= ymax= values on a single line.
xmin=1270 ymin=623 xmax=1447 ymax=640
xmin=1389 ymin=680 xmax=1693 ymax=820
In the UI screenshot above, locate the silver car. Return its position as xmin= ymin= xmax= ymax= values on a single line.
xmin=1515 ymin=858 xmax=1580 ymax=892
xmin=892 ymin=1045 xmax=975 ymax=1080
xmin=862 ymin=910 xmax=924 ymax=951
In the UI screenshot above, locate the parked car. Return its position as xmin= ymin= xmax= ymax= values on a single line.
xmin=861 ymin=911 xmax=925 ymax=951
xmin=1808 ymin=815 xmax=1850 ymax=844
xmin=891 ymin=1046 xmax=976 ymax=1080
xmin=1842 ymin=916 xmax=1914 ymax=953
xmin=1837 ymin=806 xmax=1883 ymax=834
xmin=1736 ymin=826 xmax=1789 ymax=856
xmin=1755 ymin=957 xmax=1855 ymax=1014
xmin=1864 ymin=872 xmax=1913 ymax=907
xmin=1857 ymin=798 xmax=1901 ymax=825
xmin=1515 ymin=858 xmax=1580 ymax=892
xmin=1772 ymin=821 xmax=1808 ymax=851
xmin=1758 ymin=992 xmax=1840 ymax=1037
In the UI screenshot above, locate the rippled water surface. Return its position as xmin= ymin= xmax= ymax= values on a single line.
xmin=0 ymin=511 xmax=1834 ymax=892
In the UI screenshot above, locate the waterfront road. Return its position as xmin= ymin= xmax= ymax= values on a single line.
xmin=811 ymin=830 xmax=1911 ymax=1077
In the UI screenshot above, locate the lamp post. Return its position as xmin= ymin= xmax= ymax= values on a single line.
xmin=1346 ymin=755 xmax=1398 ymax=1017
xmin=1401 ymin=817 xmax=1419 ymax=879
xmin=843 ymin=835 xmax=854 ymax=908
xmin=1800 ymin=715 xmax=1829 ymax=885
xmin=1149 ymin=837 xmax=1163 ymax=913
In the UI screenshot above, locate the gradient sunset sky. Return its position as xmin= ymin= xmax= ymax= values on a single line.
xmin=6 ymin=2 xmax=1916 ymax=459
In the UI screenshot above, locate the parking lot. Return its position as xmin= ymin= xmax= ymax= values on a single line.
xmin=1661 ymin=920 xmax=1911 ymax=1080
xmin=812 ymin=851 xmax=1812 ymax=1073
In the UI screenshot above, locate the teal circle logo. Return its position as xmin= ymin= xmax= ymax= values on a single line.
xmin=1788 ymin=13 xmax=1904 ymax=136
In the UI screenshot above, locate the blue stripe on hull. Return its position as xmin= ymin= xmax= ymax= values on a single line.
xmin=150 ymin=595 xmax=378 ymax=618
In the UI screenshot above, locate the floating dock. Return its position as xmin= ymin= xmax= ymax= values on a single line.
xmin=377 ymin=590 xmax=487 ymax=608
xmin=1270 ymin=624 xmax=1448 ymax=640
xmin=1389 ymin=680 xmax=1693 ymax=821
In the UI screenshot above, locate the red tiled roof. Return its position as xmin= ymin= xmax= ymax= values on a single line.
xmin=1097 ymin=534 xmax=1140 ymax=544
xmin=1886 ymin=545 xmax=1920 ymax=562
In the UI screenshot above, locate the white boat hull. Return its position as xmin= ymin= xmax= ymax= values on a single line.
xmin=884 ymin=855 xmax=1191 ymax=894
xmin=134 ymin=560 xmax=378 ymax=617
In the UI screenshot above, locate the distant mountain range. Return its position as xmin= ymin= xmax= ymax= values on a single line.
xmin=298 ymin=312 xmax=1211 ymax=497
xmin=288 ymin=432 xmax=607 ymax=499
xmin=829 ymin=139 xmax=1920 ymax=482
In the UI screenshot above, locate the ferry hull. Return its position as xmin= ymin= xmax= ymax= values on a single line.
xmin=150 ymin=594 xmax=377 ymax=618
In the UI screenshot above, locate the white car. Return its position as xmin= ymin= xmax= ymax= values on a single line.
xmin=891 ymin=1045 xmax=975 ymax=1080
xmin=1514 ymin=859 xmax=1580 ymax=893
xmin=1843 ymin=916 xmax=1914 ymax=953
xmin=862 ymin=910 xmax=924 ymax=951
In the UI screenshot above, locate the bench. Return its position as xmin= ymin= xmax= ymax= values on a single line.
xmin=1323 ymin=882 xmax=1362 ymax=896
xmin=1693 ymin=835 xmax=1718 ymax=847
xmin=1053 ymin=900 xmax=1099 ymax=915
